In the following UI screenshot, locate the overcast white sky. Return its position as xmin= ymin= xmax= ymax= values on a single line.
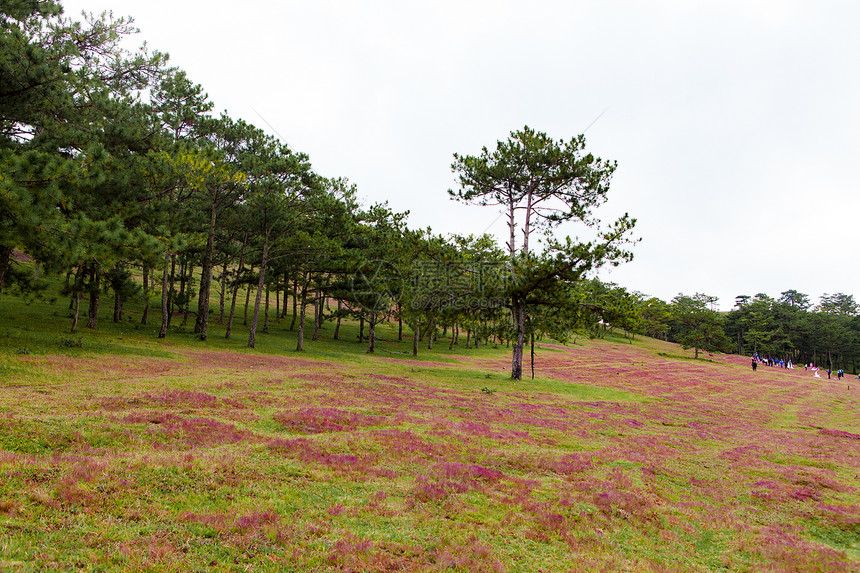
xmin=63 ymin=0 xmax=860 ymax=310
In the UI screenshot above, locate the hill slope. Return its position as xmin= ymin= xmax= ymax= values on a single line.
xmin=0 ymin=302 xmax=857 ymax=571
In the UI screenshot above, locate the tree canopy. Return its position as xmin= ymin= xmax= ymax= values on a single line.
xmin=450 ymin=126 xmax=637 ymax=379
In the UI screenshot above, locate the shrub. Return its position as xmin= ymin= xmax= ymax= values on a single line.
xmin=58 ymin=336 xmax=84 ymax=348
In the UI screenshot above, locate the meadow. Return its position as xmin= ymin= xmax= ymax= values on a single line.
xmin=0 ymin=290 xmax=857 ymax=572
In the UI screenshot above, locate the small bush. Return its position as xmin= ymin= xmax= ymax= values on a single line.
xmin=58 ymin=336 xmax=84 ymax=349
xmin=15 ymin=347 xmax=31 ymax=355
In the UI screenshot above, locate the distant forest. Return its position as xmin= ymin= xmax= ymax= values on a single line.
xmin=3 ymin=2 xmax=858 ymax=375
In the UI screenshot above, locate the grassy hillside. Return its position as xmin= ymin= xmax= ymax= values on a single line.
xmin=0 ymin=284 xmax=858 ymax=572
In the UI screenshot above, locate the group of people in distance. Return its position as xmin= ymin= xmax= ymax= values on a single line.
xmin=808 ymin=364 xmax=849 ymax=379
xmin=750 ymin=354 xmax=793 ymax=372
xmin=750 ymin=354 xmax=858 ymax=380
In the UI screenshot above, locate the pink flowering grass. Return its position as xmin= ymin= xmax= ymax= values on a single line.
xmin=273 ymin=407 xmax=384 ymax=434
xmin=0 ymin=331 xmax=857 ymax=571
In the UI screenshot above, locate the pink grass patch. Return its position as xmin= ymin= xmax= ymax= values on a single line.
xmin=22 ymin=355 xmax=178 ymax=380
xmin=451 ymin=420 xmax=531 ymax=442
xmin=375 ymin=358 xmax=457 ymax=368
xmin=325 ymin=532 xmax=381 ymax=570
xmin=325 ymin=503 xmax=345 ymax=516
xmin=432 ymin=536 xmax=508 ymax=573
xmin=180 ymin=508 xmax=281 ymax=538
xmin=267 ymin=437 xmax=376 ymax=474
xmin=233 ymin=510 xmax=280 ymax=533
xmin=120 ymin=411 xmax=256 ymax=446
xmin=363 ymin=429 xmax=448 ymax=462
xmin=272 ymin=407 xmax=384 ymax=434
xmin=180 ymin=510 xmax=230 ymax=532
xmin=184 ymin=349 xmax=334 ymax=374
xmin=553 ymin=453 xmax=595 ymax=475
xmin=292 ymin=372 xmax=346 ymax=383
xmin=143 ymin=390 xmax=219 ymax=409
xmin=411 ymin=462 xmax=512 ymax=503
xmin=819 ymin=428 xmax=860 ymax=440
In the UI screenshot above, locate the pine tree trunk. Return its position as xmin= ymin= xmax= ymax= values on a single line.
xmin=427 ymin=321 xmax=434 ymax=350
xmin=244 ymin=272 xmax=252 ymax=325
xmin=180 ymin=262 xmax=191 ymax=327
xmin=248 ymin=240 xmax=269 ymax=349
xmin=263 ymin=287 xmax=270 ymax=334
xmin=511 ymin=296 xmax=526 ymax=380
xmin=86 ymin=268 xmax=100 ymax=329
xmin=112 ymin=262 xmax=124 ymax=323
xmin=398 ymin=307 xmax=403 ymax=341
xmin=358 ymin=316 xmax=365 ymax=343
xmin=167 ymin=255 xmax=177 ymax=327
xmin=312 ymin=296 xmax=320 ymax=341
xmin=296 ymin=282 xmax=307 ymax=351
xmin=289 ymin=277 xmax=298 ymax=330
xmin=68 ymin=269 xmax=77 ymax=310
xmin=367 ymin=313 xmax=376 ymax=353
xmin=413 ymin=324 xmax=419 ymax=357
xmin=159 ymin=253 xmax=171 ymax=338
xmin=194 ymin=203 xmax=218 ymax=340
xmin=333 ymin=299 xmax=342 ymax=340
xmin=225 ymin=231 xmax=248 ymax=340
xmin=530 ymin=331 xmax=535 ymax=379
xmin=113 ymin=285 xmax=122 ymax=323
xmin=71 ymin=292 xmax=80 ymax=333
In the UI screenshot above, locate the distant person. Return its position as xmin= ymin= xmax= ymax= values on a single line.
xmin=827 ymin=369 xmax=831 ymax=379
xmin=751 ymin=358 xmax=757 ymax=371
